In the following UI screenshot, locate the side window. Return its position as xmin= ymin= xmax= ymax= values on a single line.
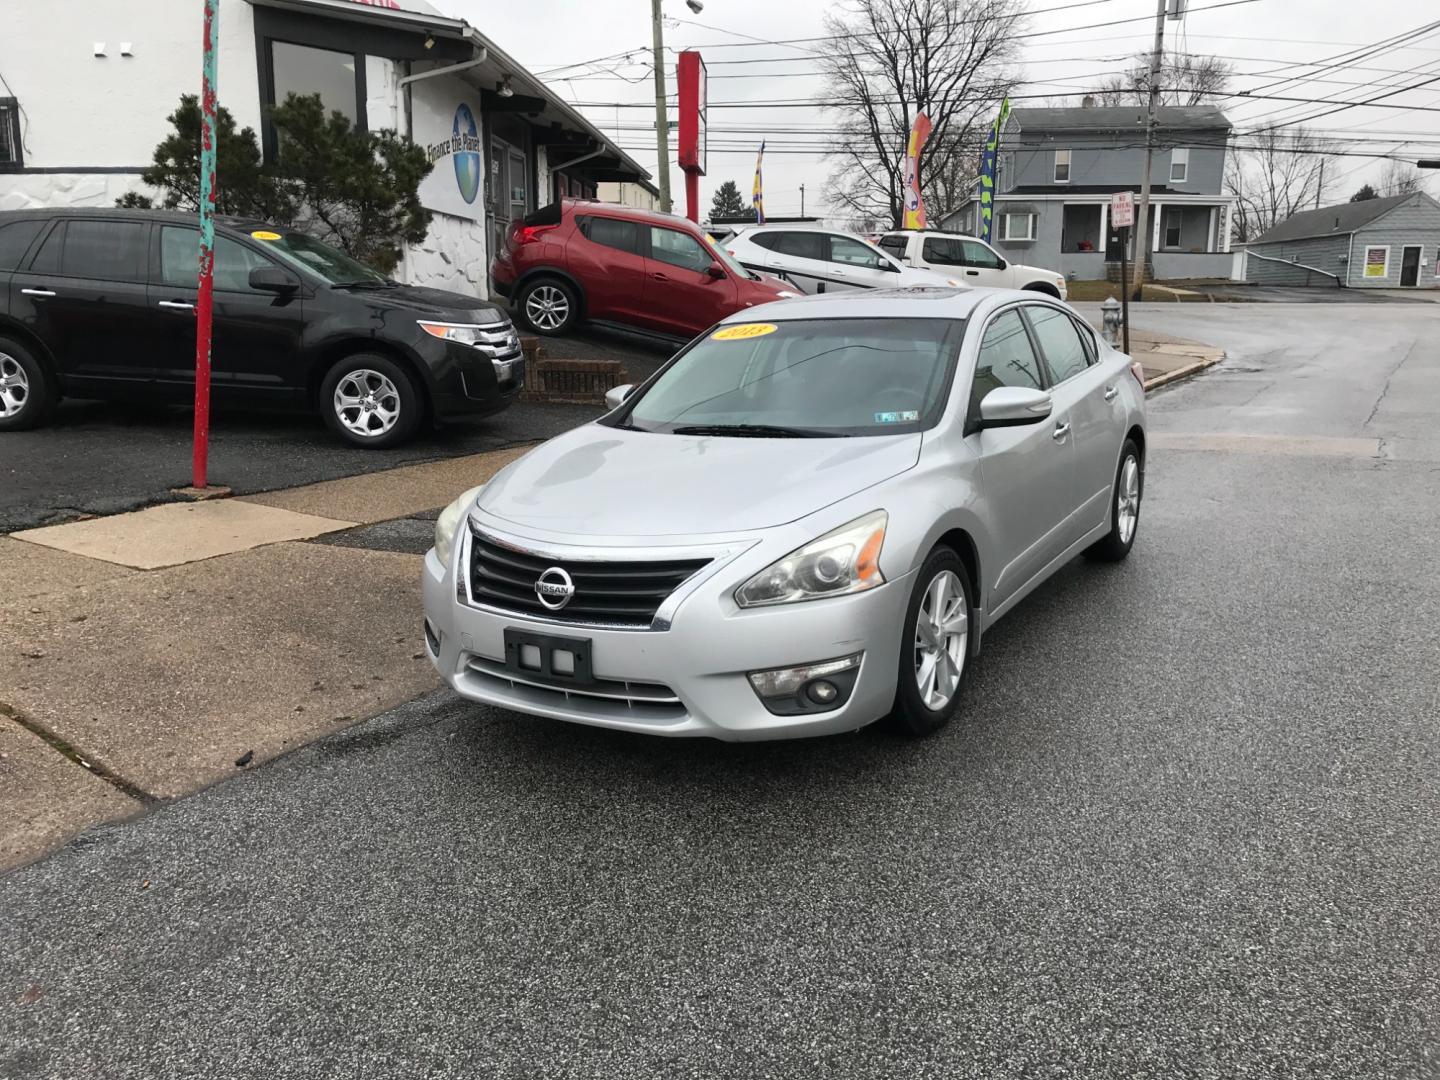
xmin=970 ymin=309 xmax=1044 ymax=420
xmin=30 ymin=219 xmax=146 ymax=281
xmin=750 ymin=232 xmax=780 ymax=252
xmin=772 ymin=232 xmax=825 ymax=260
xmin=579 ymin=216 xmax=639 ymax=255
xmin=922 ymin=238 xmax=963 ymax=266
xmin=1070 ymin=315 xmax=1098 ymax=365
xmin=0 ymin=219 xmax=46 ymax=271
xmin=160 ymin=227 xmax=276 ymax=292
xmin=1026 ymin=305 xmax=1091 ymax=384
xmin=961 ymin=240 xmax=1004 ymax=270
xmin=828 ymin=235 xmax=887 ymax=270
xmin=878 ymin=235 xmax=909 ymax=260
xmin=649 ymin=226 xmax=711 ymax=273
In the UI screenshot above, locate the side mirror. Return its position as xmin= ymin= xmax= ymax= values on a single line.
xmin=706 ymin=263 xmax=726 ymax=280
xmin=249 ymin=265 xmax=298 ymax=294
xmin=884 ymin=260 xmax=901 ymax=272
xmin=979 ymin=386 xmax=1052 ymax=427
xmin=604 ymin=383 xmax=635 ymax=411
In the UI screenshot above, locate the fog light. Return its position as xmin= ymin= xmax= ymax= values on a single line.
xmin=747 ymin=654 xmax=862 ymax=716
xmin=806 ymin=680 xmax=838 ymax=704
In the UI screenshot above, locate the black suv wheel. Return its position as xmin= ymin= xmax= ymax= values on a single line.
xmin=0 ymin=337 xmax=58 ymax=432
xmin=319 ymin=353 xmax=422 ymax=449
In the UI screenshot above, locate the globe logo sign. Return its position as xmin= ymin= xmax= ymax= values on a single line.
xmin=452 ymin=104 xmax=480 ymax=205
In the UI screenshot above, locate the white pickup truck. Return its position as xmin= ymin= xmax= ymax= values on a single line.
xmin=878 ymin=230 xmax=1068 ymax=300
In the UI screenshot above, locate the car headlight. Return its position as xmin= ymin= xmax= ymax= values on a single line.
xmin=434 ymin=485 xmax=485 ymax=567
xmin=775 ymin=290 xmax=800 ymax=299
xmin=735 ymin=511 xmax=887 ymax=608
xmin=418 ymin=321 xmax=494 ymax=346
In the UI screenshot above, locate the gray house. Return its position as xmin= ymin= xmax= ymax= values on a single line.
xmin=945 ymin=104 xmax=1236 ymax=282
xmin=1241 ymin=192 xmax=1440 ymax=289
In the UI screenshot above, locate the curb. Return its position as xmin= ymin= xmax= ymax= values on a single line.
xmin=1144 ymin=353 xmax=1224 ymax=392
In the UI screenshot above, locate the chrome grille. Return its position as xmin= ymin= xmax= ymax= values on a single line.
xmin=468 ymin=530 xmax=710 ymax=629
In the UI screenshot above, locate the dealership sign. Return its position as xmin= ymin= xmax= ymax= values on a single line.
xmin=413 ymin=78 xmax=486 ymax=223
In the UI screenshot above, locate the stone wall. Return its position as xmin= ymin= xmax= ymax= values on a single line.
xmin=397 ymin=212 xmax=490 ymax=299
xmin=0 ymin=172 xmax=146 ymax=213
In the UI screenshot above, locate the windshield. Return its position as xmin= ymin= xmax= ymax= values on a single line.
xmin=616 ymin=318 xmax=963 ymax=437
xmin=250 ymin=230 xmax=388 ymax=286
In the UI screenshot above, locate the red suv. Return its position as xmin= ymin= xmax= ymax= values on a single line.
xmin=491 ymin=200 xmax=796 ymax=340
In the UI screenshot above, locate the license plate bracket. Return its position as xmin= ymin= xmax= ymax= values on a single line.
xmin=503 ymin=628 xmax=594 ymax=687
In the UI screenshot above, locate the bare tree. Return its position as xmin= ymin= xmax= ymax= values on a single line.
xmin=817 ymin=0 xmax=1024 ymax=228
xmin=1091 ymin=52 xmax=1233 ymax=107
xmin=1225 ymin=128 xmax=1337 ymax=242
xmin=1378 ymin=159 xmax=1430 ymax=197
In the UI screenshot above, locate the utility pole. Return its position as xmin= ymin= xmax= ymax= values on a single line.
xmin=650 ymin=0 xmax=672 ymax=213
xmin=1316 ymin=160 xmax=1324 ymax=208
xmin=799 ymin=183 xmax=805 ymax=217
xmin=1132 ymin=0 xmax=1167 ymax=298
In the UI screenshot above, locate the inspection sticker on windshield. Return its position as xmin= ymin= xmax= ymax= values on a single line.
xmin=251 ymin=230 xmax=282 ymax=241
xmin=712 ymin=323 xmax=777 ymax=341
xmin=875 ymin=410 xmax=919 ymax=424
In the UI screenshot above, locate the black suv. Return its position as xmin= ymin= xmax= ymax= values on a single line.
xmin=0 ymin=209 xmax=524 ymax=447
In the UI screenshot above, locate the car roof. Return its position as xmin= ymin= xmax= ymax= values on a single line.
xmin=719 ymin=287 xmax=1014 ymax=323
xmin=559 ymin=198 xmax=702 ymax=231
xmin=0 ymin=207 xmax=282 ymax=232
xmin=734 ymin=223 xmax=849 ymax=234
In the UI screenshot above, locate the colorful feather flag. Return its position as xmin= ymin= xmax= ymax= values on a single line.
xmin=902 ymin=113 xmax=933 ymax=229
xmin=977 ymin=97 xmax=1011 ymax=243
xmin=752 ymin=141 xmax=766 ymax=225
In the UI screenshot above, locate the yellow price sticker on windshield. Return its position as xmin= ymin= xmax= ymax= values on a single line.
xmin=251 ymin=230 xmax=282 ymax=241
xmin=712 ymin=323 xmax=777 ymax=341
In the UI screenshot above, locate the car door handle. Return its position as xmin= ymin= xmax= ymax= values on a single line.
xmin=21 ymin=288 xmax=56 ymax=298
xmin=965 ymin=270 xmax=980 ymax=276
xmin=649 ymin=272 xmax=669 ymax=281
xmin=1052 ymin=421 xmax=1071 ymax=440
xmin=832 ymin=269 xmax=847 ymax=276
xmin=158 ymin=300 xmax=195 ymax=311
xmin=1103 ymin=385 xmax=1119 ymax=401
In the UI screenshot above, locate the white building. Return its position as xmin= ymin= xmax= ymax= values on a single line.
xmin=0 ymin=0 xmax=651 ymax=298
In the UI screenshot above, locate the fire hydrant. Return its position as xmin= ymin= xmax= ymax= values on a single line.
xmin=1100 ymin=297 xmax=1122 ymax=347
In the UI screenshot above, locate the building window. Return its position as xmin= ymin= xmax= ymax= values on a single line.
xmin=1164 ymin=208 xmax=1182 ymax=249
xmin=1001 ymin=212 xmax=1036 ymax=241
xmin=0 ymin=98 xmax=22 ymax=170
xmin=1054 ymin=149 xmax=1071 ymax=184
xmin=1362 ymin=246 xmax=1389 ymax=279
xmin=1170 ymin=147 xmax=1189 ymax=183
xmin=269 ymin=40 xmax=362 ymax=127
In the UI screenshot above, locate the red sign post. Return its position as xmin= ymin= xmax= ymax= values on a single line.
xmin=676 ymin=51 xmax=707 ymax=224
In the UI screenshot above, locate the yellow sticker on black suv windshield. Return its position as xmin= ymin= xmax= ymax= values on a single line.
xmin=712 ymin=323 xmax=777 ymax=341
xmin=251 ymin=230 xmax=282 ymax=241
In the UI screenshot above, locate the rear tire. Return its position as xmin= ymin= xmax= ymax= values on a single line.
xmin=0 ymin=337 xmax=58 ymax=432
xmin=517 ymin=276 xmax=579 ymax=336
xmin=889 ymin=547 xmax=973 ymax=737
xmin=1085 ymin=438 xmax=1143 ymax=562
xmin=320 ymin=353 xmax=422 ymax=449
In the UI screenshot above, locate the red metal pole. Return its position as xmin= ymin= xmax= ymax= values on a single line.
xmin=193 ymin=0 xmax=218 ymax=489
xmin=685 ymin=171 xmax=700 ymax=225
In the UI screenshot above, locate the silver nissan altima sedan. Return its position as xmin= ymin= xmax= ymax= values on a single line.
xmin=422 ymin=287 xmax=1146 ymax=740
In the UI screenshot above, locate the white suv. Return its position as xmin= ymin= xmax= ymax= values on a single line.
xmin=878 ymin=230 xmax=1067 ymax=300
xmin=724 ymin=225 xmax=961 ymax=294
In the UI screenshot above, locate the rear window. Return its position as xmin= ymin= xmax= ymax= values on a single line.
xmin=754 ymin=231 xmax=824 ymax=260
xmin=878 ymin=234 xmax=909 ymax=259
xmin=0 ymin=219 xmax=45 ymax=271
xmin=27 ymin=219 xmax=147 ymax=281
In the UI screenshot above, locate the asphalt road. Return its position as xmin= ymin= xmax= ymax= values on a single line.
xmin=4 ymin=304 xmax=1439 ymax=1078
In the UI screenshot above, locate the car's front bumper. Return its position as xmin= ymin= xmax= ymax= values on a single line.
xmin=420 ymin=523 xmax=914 ymax=741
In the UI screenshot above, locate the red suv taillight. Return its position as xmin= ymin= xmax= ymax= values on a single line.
xmin=509 ymin=223 xmax=556 ymax=251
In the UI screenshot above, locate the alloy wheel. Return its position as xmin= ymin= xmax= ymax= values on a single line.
xmin=0 ymin=353 xmax=30 ymax=418
xmin=1117 ymin=455 xmax=1140 ymax=544
xmin=914 ymin=569 xmax=968 ymax=711
xmin=333 ymin=369 xmax=401 ymax=437
xmin=525 ymin=285 xmax=569 ymax=331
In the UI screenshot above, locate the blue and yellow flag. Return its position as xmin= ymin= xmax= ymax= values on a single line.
xmin=977 ymin=97 xmax=1010 ymax=243
xmin=752 ymin=141 xmax=766 ymax=225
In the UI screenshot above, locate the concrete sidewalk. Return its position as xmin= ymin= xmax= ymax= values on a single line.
xmin=0 ymin=445 xmax=528 ymax=870
xmin=0 ymin=330 xmax=1222 ymax=872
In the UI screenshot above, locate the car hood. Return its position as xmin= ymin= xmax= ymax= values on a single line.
xmin=478 ymin=424 xmax=922 ymax=538
xmin=336 ymin=282 xmax=508 ymax=322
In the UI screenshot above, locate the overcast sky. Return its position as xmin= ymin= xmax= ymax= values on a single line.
xmin=445 ymin=0 xmax=1440 ymax=218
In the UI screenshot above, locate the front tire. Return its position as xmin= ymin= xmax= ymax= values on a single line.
xmin=517 ymin=276 xmax=578 ymax=336
xmin=890 ymin=547 xmax=973 ymax=737
xmin=1086 ymin=438 xmax=1143 ymax=562
xmin=320 ymin=353 xmax=421 ymax=449
xmin=0 ymin=338 xmax=58 ymax=432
